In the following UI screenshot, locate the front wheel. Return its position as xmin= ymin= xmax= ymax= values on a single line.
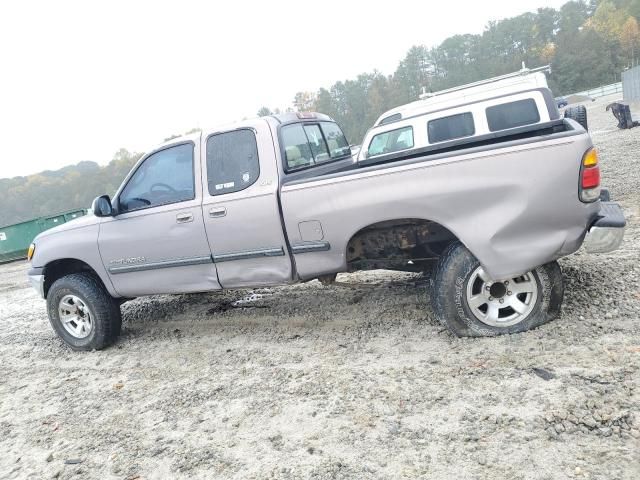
xmin=431 ymin=243 xmax=564 ymax=337
xmin=46 ymin=273 xmax=121 ymax=350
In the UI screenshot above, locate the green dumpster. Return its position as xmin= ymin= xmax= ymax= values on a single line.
xmin=39 ymin=213 xmax=67 ymax=231
xmin=0 ymin=219 xmax=43 ymax=263
xmin=0 ymin=209 xmax=87 ymax=263
xmin=63 ymin=210 xmax=85 ymax=222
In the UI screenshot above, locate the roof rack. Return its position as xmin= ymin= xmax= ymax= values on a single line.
xmin=419 ymin=63 xmax=551 ymax=100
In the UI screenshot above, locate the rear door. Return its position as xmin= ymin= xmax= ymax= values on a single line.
xmin=201 ymin=122 xmax=293 ymax=287
xmin=99 ymin=140 xmax=220 ymax=296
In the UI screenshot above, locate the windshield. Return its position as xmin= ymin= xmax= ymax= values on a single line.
xmin=282 ymin=121 xmax=350 ymax=171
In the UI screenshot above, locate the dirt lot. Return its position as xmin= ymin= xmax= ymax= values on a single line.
xmin=1 ymin=95 xmax=639 ymax=480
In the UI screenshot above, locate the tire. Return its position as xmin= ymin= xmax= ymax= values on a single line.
xmin=46 ymin=273 xmax=122 ymax=350
xmin=564 ymin=105 xmax=588 ymax=131
xmin=431 ymin=242 xmax=564 ymax=337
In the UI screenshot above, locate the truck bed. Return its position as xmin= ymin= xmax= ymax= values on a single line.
xmin=283 ymin=119 xmax=576 ymax=186
xmin=279 ymin=119 xmax=599 ymax=281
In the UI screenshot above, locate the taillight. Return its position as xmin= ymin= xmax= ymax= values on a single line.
xmin=580 ymin=148 xmax=600 ymax=202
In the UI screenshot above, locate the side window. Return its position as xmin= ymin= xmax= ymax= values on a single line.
xmin=207 ymin=129 xmax=260 ymax=196
xmin=367 ymin=126 xmax=414 ymax=158
xmin=428 ymin=112 xmax=475 ymax=144
xmin=119 ymin=143 xmax=194 ymax=213
xmin=378 ymin=113 xmax=401 ymax=125
xmin=486 ymin=98 xmax=540 ymax=132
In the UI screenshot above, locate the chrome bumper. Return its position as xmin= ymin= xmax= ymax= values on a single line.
xmin=584 ymin=201 xmax=626 ymax=254
xmin=28 ymin=274 xmax=45 ymax=299
xmin=584 ymin=226 xmax=625 ymax=253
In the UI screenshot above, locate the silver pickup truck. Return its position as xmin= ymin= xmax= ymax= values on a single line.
xmin=27 ymin=81 xmax=625 ymax=350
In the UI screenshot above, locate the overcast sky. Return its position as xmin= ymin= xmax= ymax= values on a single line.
xmin=0 ymin=0 xmax=568 ymax=179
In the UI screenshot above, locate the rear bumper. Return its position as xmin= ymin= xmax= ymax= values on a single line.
xmin=584 ymin=202 xmax=626 ymax=254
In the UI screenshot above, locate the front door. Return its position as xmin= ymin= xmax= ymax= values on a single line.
xmin=201 ymin=124 xmax=292 ymax=287
xmin=99 ymin=141 xmax=220 ymax=297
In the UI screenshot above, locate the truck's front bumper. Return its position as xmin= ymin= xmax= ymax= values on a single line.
xmin=584 ymin=202 xmax=626 ymax=254
xmin=28 ymin=267 xmax=45 ymax=299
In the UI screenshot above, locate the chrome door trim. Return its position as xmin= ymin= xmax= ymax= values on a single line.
xmin=213 ymin=247 xmax=284 ymax=263
xmin=108 ymin=255 xmax=213 ymax=274
xmin=291 ymin=242 xmax=331 ymax=254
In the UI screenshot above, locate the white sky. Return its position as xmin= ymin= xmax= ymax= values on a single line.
xmin=0 ymin=0 xmax=568 ymax=179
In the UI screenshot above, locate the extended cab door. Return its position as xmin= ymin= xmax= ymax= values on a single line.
xmin=201 ymin=122 xmax=292 ymax=287
xmin=98 ymin=140 xmax=221 ymax=297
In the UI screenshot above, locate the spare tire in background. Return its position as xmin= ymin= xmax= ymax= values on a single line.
xmin=564 ymin=105 xmax=588 ymax=131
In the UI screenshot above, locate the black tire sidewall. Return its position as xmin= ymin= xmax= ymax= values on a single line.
xmin=564 ymin=106 xmax=588 ymax=131
xmin=46 ymin=273 xmax=119 ymax=350
xmin=433 ymin=243 xmax=563 ymax=337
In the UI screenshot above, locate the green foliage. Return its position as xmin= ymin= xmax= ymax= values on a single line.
xmin=0 ymin=149 xmax=142 ymax=227
xmin=305 ymin=0 xmax=639 ymax=146
xmin=293 ymin=92 xmax=317 ymax=112
xmin=553 ymin=27 xmax=617 ymax=92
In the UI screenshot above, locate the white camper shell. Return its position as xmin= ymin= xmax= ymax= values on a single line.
xmin=358 ymin=67 xmax=561 ymax=161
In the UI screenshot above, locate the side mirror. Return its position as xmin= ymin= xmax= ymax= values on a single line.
xmin=92 ymin=195 xmax=113 ymax=217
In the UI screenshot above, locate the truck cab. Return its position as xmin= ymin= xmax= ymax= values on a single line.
xmin=29 ymin=113 xmax=354 ymax=299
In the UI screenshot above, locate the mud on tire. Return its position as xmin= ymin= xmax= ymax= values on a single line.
xmin=431 ymin=242 xmax=564 ymax=337
xmin=46 ymin=273 xmax=122 ymax=351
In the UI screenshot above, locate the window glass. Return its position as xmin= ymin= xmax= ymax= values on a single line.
xmin=320 ymin=122 xmax=350 ymax=158
xmin=207 ymin=129 xmax=259 ymax=196
xmin=282 ymin=124 xmax=314 ymax=169
xmin=119 ymin=143 xmax=194 ymax=212
xmin=486 ymin=98 xmax=540 ymax=132
xmin=379 ymin=113 xmax=401 ymax=125
xmin=303 ymin=124 xmax=330 ymax=163
xmin=282 ymin=122 xmax=351 ymax=171
xmin=367 ymin=126 xmax=414 ymax=157
xmin=428 ymin=112 xmax=475 ymax=143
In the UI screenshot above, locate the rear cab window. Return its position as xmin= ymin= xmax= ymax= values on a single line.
xmin=282 ymin=121 xmax=350 ymax=171
xmin=367 ymin=126 xmax=414 ymax=158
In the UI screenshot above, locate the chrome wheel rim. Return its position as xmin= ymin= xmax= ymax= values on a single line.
xmin=59 ymin=295 xmax=93 ymax=339
xmin=465 ymin=267 xmax=538 ymax=327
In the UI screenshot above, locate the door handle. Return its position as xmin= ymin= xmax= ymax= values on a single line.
xmin=209 ymin=207 xmax=227 ymax=218
xmin=176 ymin=212 xmax=194 ymax=223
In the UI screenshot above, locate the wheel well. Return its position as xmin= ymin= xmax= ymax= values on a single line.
xmin=345 ymin=218 xmax=459 ymax=272
xmin=43 ymin=259 xmax=105 ymax=298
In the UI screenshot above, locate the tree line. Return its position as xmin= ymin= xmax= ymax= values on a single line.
xmin=259 ymin=0 xmax=640 ymax=145
xmin=4 ymin=0 xmax=639 ymax=226
xmin=0 ymin=149 xmax=142 ymax=226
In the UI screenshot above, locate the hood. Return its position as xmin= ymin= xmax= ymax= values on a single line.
xmin=34 ymin=213 xmax=100 ymax=241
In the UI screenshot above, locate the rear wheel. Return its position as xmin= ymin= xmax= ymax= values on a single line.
xmin=564 ymin=105 xmax=588 ymax=131
xmin=431 ymin=242 xmax=564 ymax=337
xmin=46 ymin=273 xmax=121 ymax=350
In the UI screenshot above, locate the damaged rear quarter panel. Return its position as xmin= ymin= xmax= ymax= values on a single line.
xmin=280 ymin=131 xmax=599 ymax=280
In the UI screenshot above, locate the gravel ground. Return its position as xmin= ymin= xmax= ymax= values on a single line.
xmin=1 ymin=95 xmax=639 ymax=480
